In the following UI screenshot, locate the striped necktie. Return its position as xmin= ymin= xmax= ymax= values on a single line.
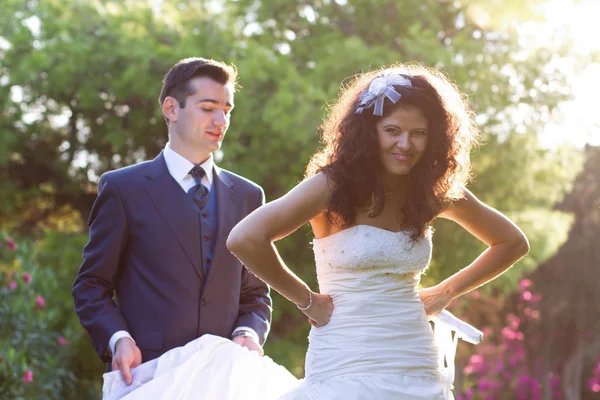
xmin=188 ymin=165 xmax=210 ymax=209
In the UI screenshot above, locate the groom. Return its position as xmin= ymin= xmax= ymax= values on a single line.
xmin=72 ymin=57 xmax=271 ymax=385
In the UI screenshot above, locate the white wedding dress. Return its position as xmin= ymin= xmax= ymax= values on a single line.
xmin=103 ymin=225 xmax=481 ymax=400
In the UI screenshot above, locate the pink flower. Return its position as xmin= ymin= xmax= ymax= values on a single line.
xmin=471 ymin=290 xmax=480 ymax=299
xmin=519 ymin=279 xmax=532 ymax=291
xmin=517 ymin=373 xmax=532 ymax=386
xmin=508 ymin=315 xmax=521 ymax=330
xmin=58 ymin=336 xmax=70 ymax=346
xmin=478 ymin=377 xmax=492 ymax=391
xmin=36 ymin=295 xmax=45 ymax=309
xmin=522 ymin=291 xmax=533 ymax=301
xmin=493 ymin=361 xmax=505 ymax=373
xmin=530 ymin=382 xmax=541 ymax=399
xmin=470 ymin=354 xmax=484 ymax=364
xmin=464 ymin=388 xmax=474 ymax=400
xmin=8 ymin=281 xmax=17 ymax=290
xmin=22 ymin=272 xmax=32 ymax=284
xmin=510 ymin=349 xmax=526 ymax=366
xmin=23 ymin=369 xmax=33 ymax=383
xmin=502 ymin=327 xmax=516 ymax=340
xmin=6 ymin=237 xmax=18 ymax=251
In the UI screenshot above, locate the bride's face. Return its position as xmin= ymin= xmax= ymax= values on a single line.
xmin=375 ymin=104 xmax=429 ymax=178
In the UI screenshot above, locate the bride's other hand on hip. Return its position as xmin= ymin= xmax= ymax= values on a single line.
xmin=303 ymin=292 xmax=334 ymax=327
xmin=418 ymin=284 xmax=454 ymax=317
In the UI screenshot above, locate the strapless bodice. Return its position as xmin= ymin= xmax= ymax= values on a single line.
xmin=313 ymin=224 xmax=432 ymax=293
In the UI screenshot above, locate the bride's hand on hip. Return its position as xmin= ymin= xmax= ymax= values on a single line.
xmin=419 ymin=285 xmax=454 ymax=317
xmin=303 ymin=292 xmax=334 ymax=327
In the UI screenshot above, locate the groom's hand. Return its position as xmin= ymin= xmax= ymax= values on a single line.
xmin=112 ymin=337 xmax=142 ymax=385
xmin=232 ymin=336 xmax=264 ymax=356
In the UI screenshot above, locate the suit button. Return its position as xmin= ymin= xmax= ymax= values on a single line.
xmin=202 ymin=213 xmax=208 ymax=218
xmin=203 ymin=235 xmax=210 ymax=241
xmin=201 ymin=298 xmax=208 ymax=306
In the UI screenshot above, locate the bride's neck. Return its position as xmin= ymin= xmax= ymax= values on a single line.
xmin=381 ymin=175 xmax=410 ymax=195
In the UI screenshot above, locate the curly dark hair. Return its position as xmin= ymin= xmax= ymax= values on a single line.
xmin=306 ymin=64 xmax=480 ymax=240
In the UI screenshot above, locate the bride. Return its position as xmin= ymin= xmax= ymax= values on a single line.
xmin=102 ymin=64 xmax=529 ymax=399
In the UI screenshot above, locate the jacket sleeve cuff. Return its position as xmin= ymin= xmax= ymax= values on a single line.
xmin=231 ymin=327 xmax=260 ymax=344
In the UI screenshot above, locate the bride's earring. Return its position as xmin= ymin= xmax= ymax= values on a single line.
xmin=367 ymin=193 xmax=377 ymax=217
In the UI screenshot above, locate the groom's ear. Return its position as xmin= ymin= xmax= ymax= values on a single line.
xmin=162 ymin=96 xmax=179 ymax=123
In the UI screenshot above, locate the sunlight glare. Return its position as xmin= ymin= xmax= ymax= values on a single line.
xmin=544 ymin=0 xmax=600 ymax=54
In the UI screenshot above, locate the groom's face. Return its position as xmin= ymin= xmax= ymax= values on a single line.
xmin=174 ymin=76 xmax=234 ymax=155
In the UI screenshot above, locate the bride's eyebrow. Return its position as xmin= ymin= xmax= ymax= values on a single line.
xmin=382 ymin=124 xmax=427 ymax=131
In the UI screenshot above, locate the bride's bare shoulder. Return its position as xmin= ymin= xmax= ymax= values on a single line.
xmin=299 ymin=171 xmax=333 ymax=206
xmin=305 ymin=172 xmax=343 ymax=238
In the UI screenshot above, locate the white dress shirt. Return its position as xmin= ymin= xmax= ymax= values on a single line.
xmin=163 ymin=142 xmax=214 ymax=193
xmin=108 ymin=143 xmax=259 ymax=356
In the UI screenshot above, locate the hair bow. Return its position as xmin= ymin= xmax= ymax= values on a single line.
xmin=356 ymin=71 xmax=412 ymax=116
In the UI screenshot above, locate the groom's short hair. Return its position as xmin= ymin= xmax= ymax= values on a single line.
xmin=158 ymin=57 xmax=238 ymax=110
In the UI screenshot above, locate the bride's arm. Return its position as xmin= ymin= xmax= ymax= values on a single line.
xmin=227 ymin=172 xmax=332 ymax=326
xmin=434 ymin=187 xmax=530 ymax=300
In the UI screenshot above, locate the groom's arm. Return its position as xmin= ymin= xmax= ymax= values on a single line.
xmin=72 ymin=173 xmax=130 ymax=362
xmin=234 ymin=185 xmax=272 ymax=345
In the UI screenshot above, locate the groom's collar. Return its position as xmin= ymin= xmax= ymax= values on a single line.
xmin=163 ymin=142 xmax=214 ymax=187
xmin=146 ymin=147 xmax=232 ymax=189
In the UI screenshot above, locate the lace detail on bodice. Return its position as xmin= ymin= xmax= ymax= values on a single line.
xmin=312 ymin=224 xmax=432 ymax=280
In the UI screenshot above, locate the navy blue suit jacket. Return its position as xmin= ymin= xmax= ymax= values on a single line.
xmin=72 ymin=152 xmax=271 ymax=363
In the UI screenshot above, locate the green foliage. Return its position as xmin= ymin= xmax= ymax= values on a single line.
xmin=0 ymin=0 xmax=578 ymax=224
xmin=0 ymin=232 xmax=103 ymax=399
xmin=0 ymin=234 xmax=76 ymax=399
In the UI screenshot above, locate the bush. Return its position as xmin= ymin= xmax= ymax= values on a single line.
xmin=0 ymin=232 xmax=103 ymax=399
xmin=0 ymin=233 xmax=76 ymax=399
xmin=455 ymin=279 xmax=600 ymax=399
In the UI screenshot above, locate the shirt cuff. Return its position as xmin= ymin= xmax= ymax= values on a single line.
xmin=231 ymin=326 xmax=260 ymax=344
xmin=109 ymin=330 xmax=135 ymax=356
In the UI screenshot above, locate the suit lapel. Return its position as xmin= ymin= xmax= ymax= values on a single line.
xmin=205 ymin=166 xmax=236 ymax=287
xmin=144 ymin=152 xmax=203 ymax=279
